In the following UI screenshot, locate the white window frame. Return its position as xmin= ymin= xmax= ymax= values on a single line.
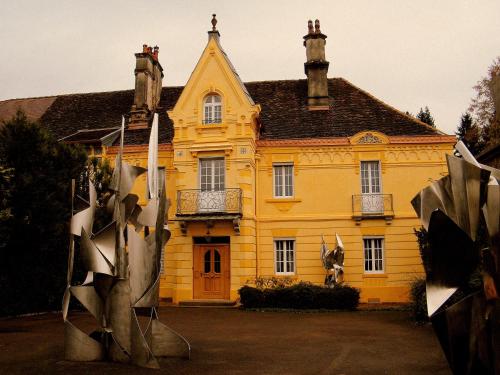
xmin=360 ymin=160 xmax=382 ymax=194
xmin=363 ymin=237 xmax=384 ymax=274
xmin=203 ymin=94 xmax=222 ymax=124
xmin=274 ymin=238 xmax=296 ymax=275
xmin=273 ymin=163 xmax=294 ymax=198
xmin=360 ymin=161 xmax=384 ymax=214
xmin=197 ymin=158 xmax=225 ymax=213
xmin=199 ymin=158 xmax=225 ymax=192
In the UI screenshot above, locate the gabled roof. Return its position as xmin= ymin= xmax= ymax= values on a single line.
xmin=246 ymin=78 xmax=440 ymax=139
xmin=215 ymin=38 xmax=255 ymax=106
xmin=38 ymin=87 xmax=182 ymax=145
xmin=0 ymin=96 xmax=57 ymax=124
xmin=0 ymin=78 xmax=443 ymax=146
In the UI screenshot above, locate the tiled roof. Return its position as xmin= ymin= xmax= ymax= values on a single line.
xmin=0 ymin=96 xmax=57 ymax=124
xmin=2 ymin=78 xmax=442 ymax=145
xmin=246 ymin=78 xmax=440 ymax=139
xmin=60 ymin=128 xmax=119 ymax=143
xmin=39 ymin=87 xmax=183 ymax=145
xmin=40 ymin=90 xmax=134 ymax=139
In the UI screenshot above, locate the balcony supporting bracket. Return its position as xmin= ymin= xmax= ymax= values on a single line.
xmin=233 ymin=218 xmax=241 ymax=235
xmin=180 ymin=221 xmax=187 ymax=236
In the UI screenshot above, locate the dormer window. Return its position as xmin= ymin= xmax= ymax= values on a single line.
xmin=203 ymin=94 xmax=222 ymax=124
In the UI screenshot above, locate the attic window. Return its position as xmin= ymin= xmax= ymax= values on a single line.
xmin=203 ymin=94 xmax=222 ymax=124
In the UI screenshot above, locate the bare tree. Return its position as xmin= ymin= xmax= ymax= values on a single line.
xmin=469 ymin=57 xmax=500 ymax=147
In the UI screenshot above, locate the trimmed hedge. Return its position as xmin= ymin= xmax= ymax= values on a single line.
xmin=239 ymin=283 xmax=360 ymax=310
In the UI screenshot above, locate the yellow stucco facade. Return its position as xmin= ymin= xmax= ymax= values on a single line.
xmin=107 ymin=31 xmax=456 ymax=304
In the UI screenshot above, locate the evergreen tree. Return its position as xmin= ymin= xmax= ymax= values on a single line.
xmin=0 ymin=163 xmax=13 ymax=249
xmin=0 ymin=111 xmax=87 ymax=315
xmin=416 ymin=106 xmax=435 ymax=127
xmin=456 ymin=112 xmax=483 ymax=155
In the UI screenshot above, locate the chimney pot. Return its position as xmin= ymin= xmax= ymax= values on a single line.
xmin=308 ymin=20 xmax=314 ymax=34
xmin=314 ymin=19 xmax=320 ymax=34
xmin=143 ymin=44 xmax=148 ymax=53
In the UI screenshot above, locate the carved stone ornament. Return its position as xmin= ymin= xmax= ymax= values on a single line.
xmin=357 ymin=133 xmax=382 ymax=144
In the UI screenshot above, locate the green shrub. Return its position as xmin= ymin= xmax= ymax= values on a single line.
xmin=409 ymin=277 xmax=428 ymax=322
xmin=238 ymin=285 xmax=265 ymax=308
xmin=239 ymin=282 xmax=359 ymax=310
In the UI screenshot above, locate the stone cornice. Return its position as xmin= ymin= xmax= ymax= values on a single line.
xmin=256 ymin=135 xmax=456 ymax=147
xmin=107 ymin=143 xmax=173 ymax=155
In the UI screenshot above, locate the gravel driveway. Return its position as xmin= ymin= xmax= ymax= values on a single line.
xmin=0 ymin=307 xmax=450 ymax=374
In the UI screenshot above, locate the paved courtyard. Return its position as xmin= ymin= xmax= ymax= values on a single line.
xmin=0 ymin=307 xmax=450 ymax=374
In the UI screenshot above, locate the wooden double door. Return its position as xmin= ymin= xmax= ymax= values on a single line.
xmin=193 ymin=244 xmax=230 ymax=300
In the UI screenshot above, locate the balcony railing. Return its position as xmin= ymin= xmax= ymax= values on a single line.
xmin=352 ymin=194 xmax=394 ymax=220
xmin=177 ymin=188 xmax=242 ymax=216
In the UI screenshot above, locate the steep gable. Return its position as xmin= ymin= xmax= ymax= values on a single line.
xmin=169 ymin=33 xmax=258 ymax=122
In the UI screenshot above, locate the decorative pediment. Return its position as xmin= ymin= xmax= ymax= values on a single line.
xmin=170 ymin=35 xmax=258 ymax=117
xmin=349 ymin=131 xmax=389 ymax=145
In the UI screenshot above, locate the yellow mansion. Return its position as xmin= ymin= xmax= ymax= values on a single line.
xmin=0 ymin=18 xmax=455 ymax=303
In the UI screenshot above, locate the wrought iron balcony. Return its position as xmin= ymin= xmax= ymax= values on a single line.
xmin=352 ymin=194 xmax=394 ymax=223
xmin=176 ymin=188 xmax=242 ymax=216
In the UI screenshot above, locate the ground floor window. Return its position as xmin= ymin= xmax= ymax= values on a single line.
xmin=275 ymin=239 xmax=295 ymax=275
xmin=363 ymin=237 xmax=384 ymax=273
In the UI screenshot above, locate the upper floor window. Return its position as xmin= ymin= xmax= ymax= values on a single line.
xmin=198 ymin=158 xmax=225 ymax=213
xmin=200 ymin=158 xmax=225 ymax=191
xmin=360 ymin=161 xmax=383 ymax=214
xmin=360 ymin=161 xmax=381 ymax=194
xmin=273 ymin=163 xmax=294 ymax=198
xmin=203 ymin=94 xmax=222 ymax=124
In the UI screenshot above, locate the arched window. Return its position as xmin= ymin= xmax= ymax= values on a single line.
xmin=203 ymin=94 xmax=222 ymax=124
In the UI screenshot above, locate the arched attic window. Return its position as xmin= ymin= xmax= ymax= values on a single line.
xmin=203 ymin=94 xmax=222 ymax=124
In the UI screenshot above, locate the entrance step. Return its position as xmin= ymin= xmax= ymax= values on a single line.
xmin=178 ymin=299 xmax=237 ymax=307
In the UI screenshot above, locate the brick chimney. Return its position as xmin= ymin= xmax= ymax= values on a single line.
xmin=129 ymin=44 xmax=164 ymax=129
xmin=303 ymin=19 xmax=330 ymax=109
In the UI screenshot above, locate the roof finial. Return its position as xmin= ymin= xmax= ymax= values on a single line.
xmin=314 ymin=19 xmax=321 ymax=34
xmin=211 ymin=14 xmax=217 ymax=31
xmin=308 ymin=20 xmax=314 ymax=34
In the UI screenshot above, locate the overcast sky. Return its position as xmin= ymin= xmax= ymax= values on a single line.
xmin=1 ymin=0 xmax=499 ymax=134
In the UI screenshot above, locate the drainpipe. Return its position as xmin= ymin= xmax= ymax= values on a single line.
xmin=255 ymin=153 xmax=260 ymax=279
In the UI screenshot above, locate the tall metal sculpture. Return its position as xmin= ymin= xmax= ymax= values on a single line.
xmin=412 ymin=141 xmax=499 ymax=374
xmin=62 ymin=114 xmax=190 ymax=369
xmin=320 ymin=234 xmax=345 ymax=287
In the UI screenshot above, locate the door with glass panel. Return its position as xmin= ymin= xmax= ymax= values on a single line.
xmin=193 ymin=244 xmax=230 ymax=299
xmin=360 ymin=161 xmax=383 ymax=213
xmin=198 ymin=158 xmax=225 ymax=212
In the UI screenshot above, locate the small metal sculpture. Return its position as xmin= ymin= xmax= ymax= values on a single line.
xmin=62 ymin=114 xmax=190 ymax=369
xmin=320 ymin=234 xmax=345 ymax=287
xmin=412 ymin=141 xmax=499 ymax=374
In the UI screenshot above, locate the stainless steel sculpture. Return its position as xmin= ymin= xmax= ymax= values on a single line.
xmin=320 ymin=234 xmax=345 ymax=287
xmin=63 ymin=115 xmax=190 ymax=369
xmin=412 ymin=141 xmax=499 ymax=374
